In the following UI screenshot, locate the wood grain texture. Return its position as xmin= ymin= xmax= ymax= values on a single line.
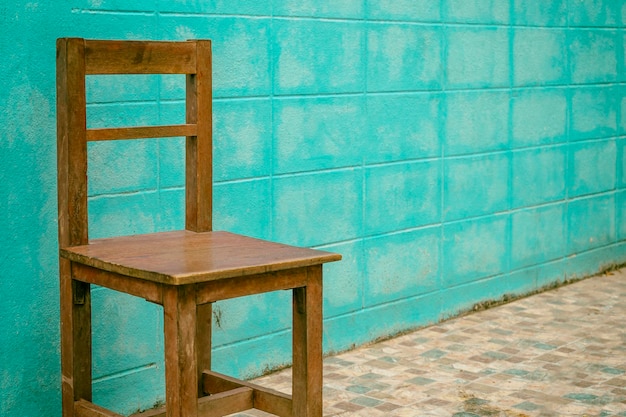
xmin=61 ymin=231 xmax=341 ymax=285
xmin=202 ymin=370 xmax=244 ymax=395
xmin=185 ymin=39 xmax=212 ymax=232
xmin=56 ymin=38 xmax=71 ymax=250
xmin=292 ymin=266 xmax=324 ymax=417
xmin=58 ymin=38 xmax=91 ymax=417
xmin=202 ymin=370 xmax=293 ymax=417
xmin=86 ymin=124 xmax=197 ymax=141
xmin=84 ymin=40 xmax=197 ymax=74
xmin=57 ymin=37 xmax=88 ymax=248
xmin=195 ymin=267 xmax=308 ymax=304
xmin=254 ymin=387 xmax=293 ymax=417
xmin=60 ymin=265 xmax=93 ymax=415
xmin=71 ymin=263 xmax=163 ymax=305
xmin=196 ymin=303 xmax=212 ymax=396
xmin=75 ymin=400 xmax=124 ymax=417
xmin=130 ymin=387 xmax=254 ymax=417
xmin=198 ymin=387 xmax=253 ymax=417
xmin=163 ymin=285 xmax=198 ymax=417
xmin=71 ymin=279 xmax=92 ymax=403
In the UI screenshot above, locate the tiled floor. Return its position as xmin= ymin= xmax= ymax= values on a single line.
xmin=238 ymin=267 xmax=626 ymax=416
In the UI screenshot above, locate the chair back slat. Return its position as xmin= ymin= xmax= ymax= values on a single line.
xmin=86 ymin=124 xmax=198 ymax=142
xmin=57 ymin=37 xmax=213 ymax=248
xmin=84 ymin=40 xmax=197 ymax=74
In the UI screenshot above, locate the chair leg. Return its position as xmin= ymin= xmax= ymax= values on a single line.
xmin=61 ymin=260 xmax=92 ymax=417
xmin=292 ymin=265 xmax=323 ymax=417
xmin=163 ymin=285 xmax=199 ymax=417
xmin=196 ymin=302 xmax=212 ymax=396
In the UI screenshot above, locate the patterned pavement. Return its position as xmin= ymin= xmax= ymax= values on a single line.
xmin=236 ymin=267 xmax=626 ymax=417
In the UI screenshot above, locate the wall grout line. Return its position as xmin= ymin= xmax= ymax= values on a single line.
xmin=565 ymin=2 xmax=573 ymax=257
xmin=268 ymin=3 xmax=275 ymax=241
xmin=506 ymin=1 xmax=515 ymax=281
xmin=360 ymin=0 xmax=368 ymax=311
xmin=438 ymin=0 xmax=448 ymax=308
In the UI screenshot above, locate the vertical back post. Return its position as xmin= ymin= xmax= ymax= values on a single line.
xmin=57 ymin=37 xmax=89 ymax=246
xmin=57 ymin=37 xmax=93 ymax=413
xmin=185 ymin=40 xmax=213 ymax=232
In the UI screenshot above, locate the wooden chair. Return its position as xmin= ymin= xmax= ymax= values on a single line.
xmin=56 ymin=38 xmax=341 ymax=417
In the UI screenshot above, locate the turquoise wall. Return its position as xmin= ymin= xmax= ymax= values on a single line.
xmin=2 ymin=1 xmax=626 ymax=415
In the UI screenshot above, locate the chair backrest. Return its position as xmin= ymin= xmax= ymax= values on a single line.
xmin=56 ymin=38 xmax=212 ymax=249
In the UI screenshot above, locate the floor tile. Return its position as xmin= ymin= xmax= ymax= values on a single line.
xmin=246 ymin=268 xmax=626 ymax=416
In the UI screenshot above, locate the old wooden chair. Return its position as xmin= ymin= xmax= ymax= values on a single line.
xmin=57 ymin=38 xmax=341 ymax=417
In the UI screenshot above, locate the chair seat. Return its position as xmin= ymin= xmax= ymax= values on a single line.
xmin=60 ymin=230 xmax=340 ymax=286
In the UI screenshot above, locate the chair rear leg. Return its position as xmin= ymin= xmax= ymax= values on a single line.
xmin=61 ymin=261 xmax=92 ymax=417
xmin=196 ymin=302 xmax=213 ymax=396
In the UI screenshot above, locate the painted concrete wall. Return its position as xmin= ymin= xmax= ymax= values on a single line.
xmin=1 ymin=1 xmax=626 ymax=415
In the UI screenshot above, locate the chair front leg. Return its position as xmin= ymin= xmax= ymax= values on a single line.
xmin=163 ymin=285 xmax=199 ymax=417
xmin=292 ymin=265 xmax=323 ymax=417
